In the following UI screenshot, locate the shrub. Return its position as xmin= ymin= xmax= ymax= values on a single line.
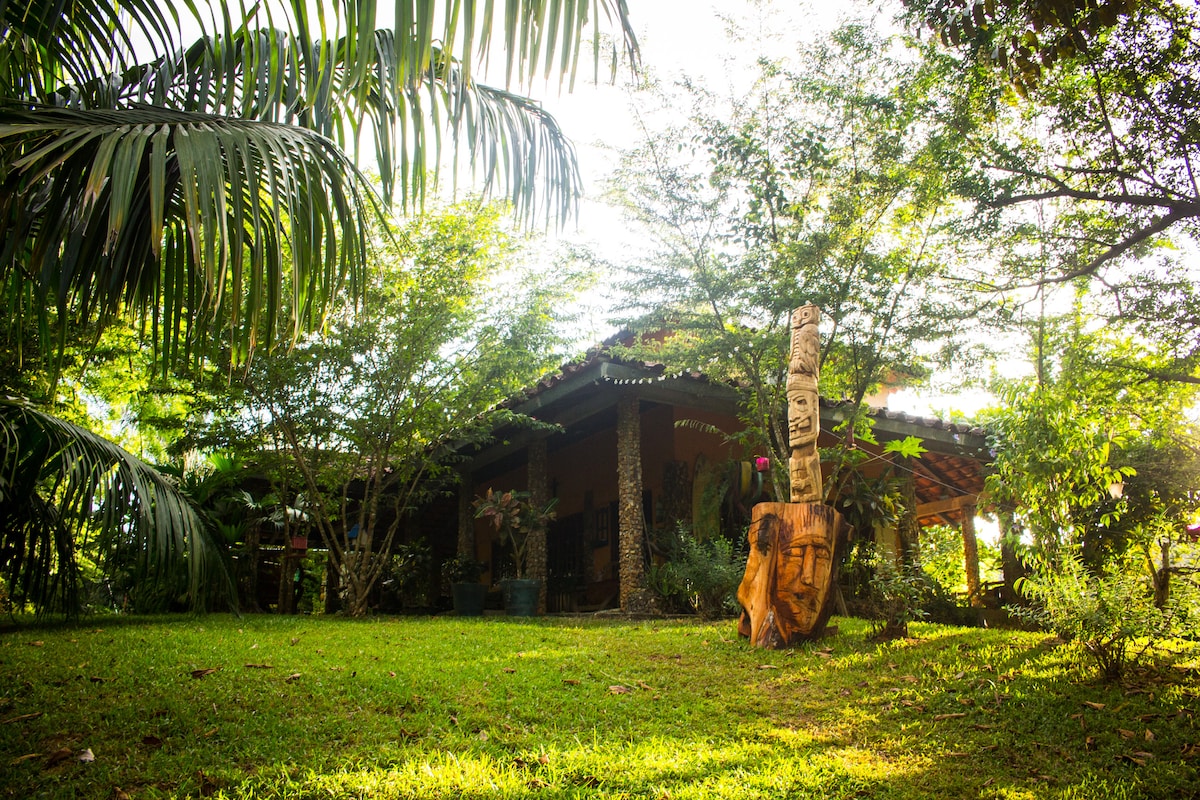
xmin=1010 ymin=549 xmax=1189 ymax=680
xmin=650 ymin=526 xmax=745 ymax=618
xmin=381 ymin=539 xmax=433 ymax=610
xmin=441 ymin=554 xmax=485 ymax=587
xmin=863 ymin=547 xmax=931 ymax=640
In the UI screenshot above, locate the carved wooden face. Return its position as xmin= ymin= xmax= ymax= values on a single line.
xmin=771 ymin=524 xmax=835 ymax=626
xmin=787 ymin=391 xmax=818 ymax=446
xmin=738 ymin=504 xmax=844 ymax=646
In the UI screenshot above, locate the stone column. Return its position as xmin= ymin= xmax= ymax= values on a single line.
xmin=528 ymin=438 xmax=550 ymax=613
xmin=961 ymin=503 xmax=983 ymax=607
xmin=617 ymin=395 xmax=652 ymax=612
xmin=457 ymin=470 xmax=474 ymax=558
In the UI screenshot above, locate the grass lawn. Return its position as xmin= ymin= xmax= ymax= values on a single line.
xmin=1 ymin=614 xmax=1197 ymax=799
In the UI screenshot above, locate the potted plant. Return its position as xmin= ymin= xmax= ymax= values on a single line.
xmin=441 ymin=554 xmax=487 ymax=616
xmin=474 ymin=488 xmax=557 ymax=616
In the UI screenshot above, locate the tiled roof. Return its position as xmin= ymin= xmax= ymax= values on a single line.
xmin=505 ymin=347 xmax=987 ymax=440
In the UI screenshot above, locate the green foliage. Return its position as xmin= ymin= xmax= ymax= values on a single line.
xmin=381 ymin=539 xmax=434 ymax=611
xmin=473 ymin=489 xmax=558 ymax=581
xmin=0 ymin=2 xmax=636 ymax=379
xmin=982 ymin=306 xmax=1200 ymax=565
xmin=1012 ymin=548 xmax=1193 ymax=681
xmin=609 ymin=15 xmax=996 ymax=500
xmin=907 ymin=0 xmax=1200 ymax=384
xmin=0 ymin=397 xmax=231 ymax=616
xmin=441 ymin=554 xmax=486 ymax=587
xmin=863 ymin=546 xmax=932 ymax=640
xmin=648 ymin=525 xmax=746 ymax=619
xmin=190 ymin=201 xmax=578 ymax=615
xmin=882 ymin=436 xmax=928 ymax=459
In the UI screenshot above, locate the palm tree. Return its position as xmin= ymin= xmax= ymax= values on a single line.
xmin=0 ymin=0 xmax=638 ymax=613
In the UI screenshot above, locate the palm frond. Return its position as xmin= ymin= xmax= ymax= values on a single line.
xmin=0 ymin=103 xmax=375 ymax=365
xmin=0 ymin=396 xmax=232 ymax=614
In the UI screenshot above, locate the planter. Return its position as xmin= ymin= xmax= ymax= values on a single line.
xmin=502 ymin=578 xmax=542 ymax=617
xmin=451 ymin=582 xmax=487 ymax=616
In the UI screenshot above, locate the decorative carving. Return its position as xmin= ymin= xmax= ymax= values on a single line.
xmin=788 ymin=304 xmax=822 ymax=504
xmin=738 ymin=303 xmax=848 ymax=647
xmin=737 ymin=502 xmax=848 ymax=647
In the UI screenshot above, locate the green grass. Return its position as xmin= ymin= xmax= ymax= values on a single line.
xmin=1 ymin=614 xmax=1197 ymax=799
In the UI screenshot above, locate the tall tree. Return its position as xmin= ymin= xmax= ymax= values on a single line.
xmin=609 ymin=20 xmax=995 ymax=498
xmin=900 ymin=0 xmax=1200 ymax=384
xmin=195 ymin=202 xmax=584 ymax=616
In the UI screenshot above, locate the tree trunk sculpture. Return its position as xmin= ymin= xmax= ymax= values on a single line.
xmin=738 ymin=305 xmax=848 ymax=647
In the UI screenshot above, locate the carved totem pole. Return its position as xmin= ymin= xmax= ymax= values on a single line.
xmin=737 ymin=305 xmax=849 ymax=648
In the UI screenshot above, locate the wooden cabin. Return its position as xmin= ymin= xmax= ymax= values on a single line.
xmin=409 ymin=347 xmax=991 ymax=614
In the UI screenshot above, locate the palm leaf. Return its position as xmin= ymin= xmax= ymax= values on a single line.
xmin=0 ymin=396 xmax=232 ymax=614
xmin=0 ymin=103 xmax=375 ymax=364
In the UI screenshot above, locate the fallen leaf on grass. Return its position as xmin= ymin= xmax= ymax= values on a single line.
xmin=10 ymin=753 xmax=40 ymax=765
xmin=477 ymin=730 xmax=488 ymax=742
xmin=757 ymin=664 xmax=779 ymax=670
xmin=243 ymin=664 xmax=272 ymax=669
xmin=1144 ymin=729 xmax=1155 ymax=741
xmin=1 ymin=712 xmax=43 ymax=725
xmin=1085 ymin=736 xmax=1097 ymax=750
xmin=609 ymin=685 xmax=631 ymax=695
xmin=1118 ymin=729 xmax=1136 ymax=739
xmin=114 ymin=789 xmax=131 ymax=800
xmin=1180 ymin=743 xmax=1200 ymax=758
xmin=88 ymin=676 xmax=107 ymax=684
xmin=1082 ymin=701 xmax=1105 ymax=711
xmin=77 ymin=749 xmax=94 ymax=763
xmin=190 ymin=668 xmax=221 ymax=679
xmin=141 ymin=736 xmax=163 ymax=749
xmin=503 ymin=668 xmax=516 ymax=674
xmin=932 ymin=713 xmax=967 ymax=722
xmin=562 ymin=679 xmax=580 ymax=686
xmin=577 ymin=775 xmax=601 ymax=788
xmin=1119 ymin=753 xmax=1147 ymax=766
xmin=538 ymin=754 xmax=550 ymax=765
xmin=970 ymin=724 xmax=996 ymax=731
xmin=284 ymin=673 xmax=302 ymax=683
xmin=28 ymin=641 xmax=43 ymax=647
